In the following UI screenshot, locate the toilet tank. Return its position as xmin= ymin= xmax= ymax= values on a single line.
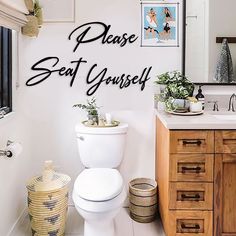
xmin=75 ymin=124 xmax=128 ymax=168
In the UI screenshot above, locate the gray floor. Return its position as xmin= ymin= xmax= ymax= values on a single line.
xmin=11 ymin=206 xmax=165 ymax=236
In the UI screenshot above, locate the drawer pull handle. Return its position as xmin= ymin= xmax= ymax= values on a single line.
xmin=183 ymin=140 xmax=202 ymax=146
xmin=182 ymin=166 xmax=201 ymax=173
xmin=181 ymin=193 xmax=201 ymax=201
xmin=181 ymin=223 xmax=200 ymax=230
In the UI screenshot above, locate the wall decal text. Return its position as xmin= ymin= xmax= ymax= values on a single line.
xmin=26 ymin=22 xmax=152 ymax=96
xmin=68 ymin=22 xmax=138 ymax=52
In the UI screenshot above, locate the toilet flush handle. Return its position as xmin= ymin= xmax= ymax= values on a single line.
xmin=78 ymin=136 xmax=84 ymax=141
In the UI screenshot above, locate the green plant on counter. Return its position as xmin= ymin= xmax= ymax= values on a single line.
xmin=155 ymin=71 xmax=194 ymax=111
xmin=73 ymin=97 xmax=100 ymax=116
xmin=155 ymin=71 xmax=178 ymax=84
xmin=164 ymin=97 xmax=177 ymax=111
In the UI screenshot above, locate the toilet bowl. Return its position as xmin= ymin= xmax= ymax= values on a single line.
xmin=73 ymin=124 xmax=128 ymax=236
xmin=73 ymin=168 xmax=127 ymax=236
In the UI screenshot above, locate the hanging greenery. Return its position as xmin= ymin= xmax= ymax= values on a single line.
xmin=34 ymin=0 xmax=43 ymax=27
xmin=22 ymin=0 xmax=43 ymax=37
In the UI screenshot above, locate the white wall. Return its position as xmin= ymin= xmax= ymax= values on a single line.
xmin=19 ymin=0 xmax=183 ymax=203
xmin=1 ymin=0 xmax=183 ymax=234
xmin=0 ymin=0 xmax=28 ymax=13
xmin=0 ymin=98 xmax=32 ymax=236
xmin=0 ymin=33 xmax=33 ymax=235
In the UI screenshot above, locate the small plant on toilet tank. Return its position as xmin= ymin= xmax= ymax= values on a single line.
xmin=73 ymin=97 xmax=100 ymax=125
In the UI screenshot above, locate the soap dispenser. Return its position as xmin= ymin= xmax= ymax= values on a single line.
xmin=195 ymin=85 xmax=205 ymax=110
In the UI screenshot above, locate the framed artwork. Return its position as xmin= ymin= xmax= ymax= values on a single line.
xmin=40 ymin=0 xmax=75 ymax=22
xmin=141 ymin=1 xmax=179 ymax=47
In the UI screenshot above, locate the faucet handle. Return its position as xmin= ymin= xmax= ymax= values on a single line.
xmin=228 ymin=93 xmax=236 ymax=112
xmin=208 ymin=101 xmax=219 ymax=111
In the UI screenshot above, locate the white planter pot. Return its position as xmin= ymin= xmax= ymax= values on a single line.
xmin=173 ymin=99 xmax=190 ymax=110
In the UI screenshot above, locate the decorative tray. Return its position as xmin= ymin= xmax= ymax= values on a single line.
xmin=167 ymin=111 xmax=204 ymax=116
xmin=82 ymin=120 xmax=120 ymax=128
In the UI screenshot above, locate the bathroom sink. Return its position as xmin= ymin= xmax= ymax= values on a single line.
xmin=212 ymin=114 xmax=236 ymax=121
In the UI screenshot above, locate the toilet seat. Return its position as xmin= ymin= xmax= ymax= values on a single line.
xmin=74 ymin=168 xmax=123 ymax=201
xmin=73 ymin=168 xmax=126 ymax=213
xmin=73 ymin=186 xmax=126 ymax=213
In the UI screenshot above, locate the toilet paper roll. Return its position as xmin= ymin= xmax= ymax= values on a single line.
xmin=5 ymin=142 xmax=23 ymax=158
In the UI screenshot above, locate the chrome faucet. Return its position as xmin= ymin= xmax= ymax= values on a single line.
xmin=208 ymin=101 xmax=219 ymax=111
xmin=228 ymin=93 xmax=236 ymax=112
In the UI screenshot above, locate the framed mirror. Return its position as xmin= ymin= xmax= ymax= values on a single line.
xmin=182 ymin=0 xmax=236 ymax=85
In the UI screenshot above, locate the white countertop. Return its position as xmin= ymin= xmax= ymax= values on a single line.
xmin=156 ymin=110 xmax=236 ymax=130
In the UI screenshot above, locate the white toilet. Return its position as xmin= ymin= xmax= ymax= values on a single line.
xmin=72 ymin=123 xmax=128 ymax=236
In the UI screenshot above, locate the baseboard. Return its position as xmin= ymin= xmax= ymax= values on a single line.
xmin=7 ymin=207 xmax=28 ymax=236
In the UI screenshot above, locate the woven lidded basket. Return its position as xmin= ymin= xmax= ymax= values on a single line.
xmin=26 ymin=161 xmax=71 ymax=236
xmin=129 ymin=178 xmax=158 ymax=223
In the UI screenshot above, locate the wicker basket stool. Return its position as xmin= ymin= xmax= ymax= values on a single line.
xmin=129 ymin=178 xmax=158 ymax=223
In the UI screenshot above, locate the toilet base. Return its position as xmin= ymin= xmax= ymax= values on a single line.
xmin=84 ymin=220 xmax=115 ymax=236
xmin=73 ymin=185 xmax=127 ymax=236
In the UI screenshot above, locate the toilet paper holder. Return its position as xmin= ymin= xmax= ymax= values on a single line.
xmin=0 ymin=140 xmax=14 ymax=158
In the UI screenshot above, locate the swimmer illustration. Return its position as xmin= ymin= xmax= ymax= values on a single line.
xmin=144 ymin=8 xmax=159 ymax=38
xmin=141 ymin=3 xmax=179 ymax=47
xmin=159 ymin=23 xmax=171 ymax=40
xmin=164 ymin=7 xmax=174 ymax=22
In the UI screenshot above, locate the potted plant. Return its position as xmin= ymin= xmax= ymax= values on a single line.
xmin=73 ymin=97 xmax=100 ymax=125
xmin=22 ymin=0 xmax=43 ymax=37
xmin=34 ymin=0 xmax=43 ymax=27
xmin=155 ymin=71 xmax=194 ymax=111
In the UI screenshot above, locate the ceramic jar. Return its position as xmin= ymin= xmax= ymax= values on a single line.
xmin=190 ymin=101 xmax=203 ymax=112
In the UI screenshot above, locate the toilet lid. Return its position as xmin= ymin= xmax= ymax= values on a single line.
xmin=74 ymin=168 xmax=123 ymax=201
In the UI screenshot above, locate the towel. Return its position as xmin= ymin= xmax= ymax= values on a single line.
xmin=214 ymin=38 xmax=235 ymax=83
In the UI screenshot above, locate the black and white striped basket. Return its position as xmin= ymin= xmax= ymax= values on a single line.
xmin=129 ymin=178 xmax=158 ymax=223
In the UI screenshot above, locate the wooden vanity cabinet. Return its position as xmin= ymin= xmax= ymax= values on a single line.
xmin=156 ymin=119 xmax=236 ymax=236
xmin=214 ymin=131 xmax=236 ymax=236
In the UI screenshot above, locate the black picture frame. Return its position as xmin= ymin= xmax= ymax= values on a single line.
xmin=182 ymin=0 xmax=186 ymax=76
xmin=182 ymin=0 xmax=236 ymax=86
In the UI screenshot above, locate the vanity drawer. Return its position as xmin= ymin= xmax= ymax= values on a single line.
xmin=216 ymin=131 xmax=236 ymax=153
xmin=170 ymin=131 xmax=214 ymax=154
xmin=170 ymin=154 xmax=214 ymax=182
xmin=169 ymin=210 xmax=213 ymax=236
xmin=169 ymin=182 xmax=213 ymax=210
